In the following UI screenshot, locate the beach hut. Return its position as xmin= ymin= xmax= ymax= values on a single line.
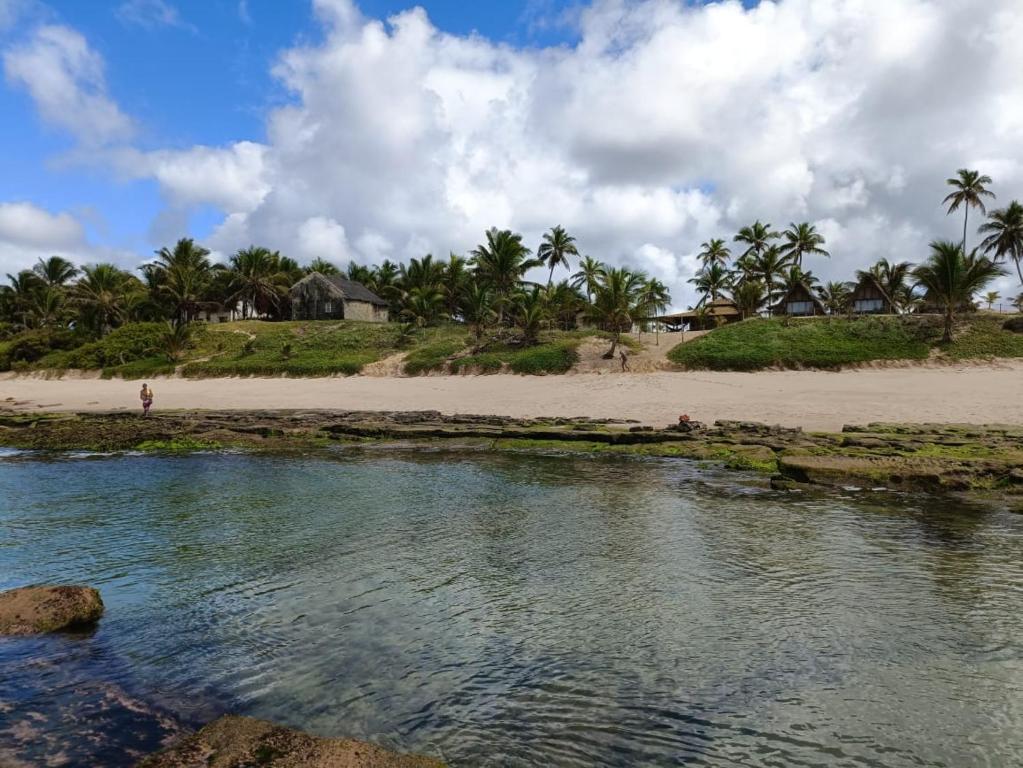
xmin=290 ymin=272 xmax=389 ymax=322
xmin=650 ymin=297 xmax=742 ymax=332
xmin=772 ymin=282 xmax=826 ymax=316
xmin=849 ymin=274 xmax=893 ymax=315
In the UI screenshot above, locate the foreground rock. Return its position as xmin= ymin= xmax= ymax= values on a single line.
xmin=0 ymin=585 xmax=104 ymax=635
xmin=137 ymin=715 xmax=444 ymax=768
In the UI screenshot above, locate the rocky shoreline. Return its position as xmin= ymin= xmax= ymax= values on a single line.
xmin=1 ymin=408 xmax=1021 ymax=505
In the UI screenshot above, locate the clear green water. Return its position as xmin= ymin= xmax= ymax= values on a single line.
xmin=1 ymin=448 xmax=1021 ymax=766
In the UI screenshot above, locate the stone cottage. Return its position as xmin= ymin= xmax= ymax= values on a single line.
xmin=289 ymin=272 xmax=390 ymax=322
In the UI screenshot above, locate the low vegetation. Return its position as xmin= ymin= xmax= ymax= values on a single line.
xmin=667 ymin=313 xmax=1023 ymax=371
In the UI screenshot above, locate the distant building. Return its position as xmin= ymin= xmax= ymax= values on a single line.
xmin=651 ymin=297 xmax=743 ymax=331
xmin=772 ymin=282 xmax=826 ymax=316
xmin=289 ymin=272 xmax=389 ymax=322
xmin=849 ymin=274 xmax=894 ymax=314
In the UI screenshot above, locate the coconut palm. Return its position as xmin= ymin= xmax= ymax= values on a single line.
xmin=73 ymin=263 xmax=139 ymax=335
xmin=442 ymin=253 xmax=470 ymax=318
xmin=697 ymin=239 xmax=731 ymax=270
xmin=944 ymin=169 xmax=995 ymax=253
xmin=734 ymin=221 xmax=780 ymax=262
xmin=983 ymin=291 xmax=1000 ymax=311
xmin=586 ymin=267 xmax=646 ymax=357
xmin=306 ymin=257 xmax=340 ymax=275
xmin=857 ymin=258 xmax=914 ymax=313
xmin=229 ymin=246 xmax=291 ymax=319
xmin=471 ymin=228 xmax=538 ymax=322
xmin=817 ymin=281 xmax=852 ymax=315
xmin=752 ymin=245 xmax=791 ymax=310
xmin=545 ymin=281 xmax=586 ymax=331
xmin=33 ymin=255 xmax=79 ymax=288
xmin=1013 ymin=293 xmax=1023 ymax=313
xmin=570 ymin=256 xmax=605 ymax=303
xmin=399 ymin=285 xmax=446 ymax=328
xmin=780 ymin=222 xmax=829 ymax=270
xmin=688 ymin=262 xmax=732 ymax=304
xmin=459 ymin=283 xmax=496 ymax=342
xmin=978 ymin=200 xmax=1023 ymax=285
xmin=729 ymin=280 xmax=766 ymax=320
xmin=912 ymin=241 xmax=1005 ymax=341
xmin=637 ymin=277 xmax=671 ymax=344
xmin=537 ymin=225 xmax=578 ymax=287
xmin=512 ymin=286 xmax=550 ymax=345
xmin=143 ymin=238 xmax=214 ymax=323
xmin=3 ymin=271 xmax=44 ymax=328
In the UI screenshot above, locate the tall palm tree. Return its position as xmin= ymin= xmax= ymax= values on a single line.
xmin=470 ymin=228 xmax=538 ymax=323
xmin=3 ymin=271 xmax=44 ymax=328
xmin=978 ymin=200 xmax=1023 ymax=285
xmin=697 ymin=239 xmax=731 ymax=270
xmin=983 ymin=291 xmax=1000 ymax=311
xmin=753 ymin=245 xmax=791 ymax=310
xmin=143 ymin=238 xmax=214 ymax=323
xmin=944 ymin=168 xmax=995 ymax=253
xmin=545 ymin=280 xmax=586 ymax=331
xmin=912 ymin=241 xmax=1005 ymax=341
xmin=537 ymin=225 xmax=578 ymax=287
xmin=570 ymin=255 xmax=605 ymax=303
xmin=33 ymin=255 xmax=79 ymax=287
xmin=857 ymin=258 xmax=914 ymax=313
xmin=585 ymin=267 xmax=646 ymax=357
xmin=729 ymin=280 xmax=766 ymax=320
xmin=688 ymin=262 xmax=732 ymax=305
xmin=817 ymin=281 xmax=852 ymax=315
xmin=780 ymin=222 xmax=829 ymax=270
xmin=637 ymin=277 xmax=671 ymax=344
xmin=442 ymin=253 xmax=470 ymax=318
xmin=734 ymin=221 xmax=780 ymax=262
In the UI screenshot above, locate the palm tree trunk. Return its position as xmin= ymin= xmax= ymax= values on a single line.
xmin=944 ymin=306 xmax=954 ymax=343
xmin=962 ymin=208 xmax=969 ymax=254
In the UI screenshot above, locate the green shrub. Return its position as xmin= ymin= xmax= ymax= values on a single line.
xmin=0 ymin=329 xmax=78 ymax=371
xmin=403 ymin=338 xmax=467 ymax=375
xmin=61 ymin=323 xmax=165 ymax=369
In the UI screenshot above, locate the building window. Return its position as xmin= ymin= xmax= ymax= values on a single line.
xmin=323 ymin=301 xmax=332 ymax=313
xmin=787 ymin=301 xmax=814 ymax=315
xmin=854 ymin=298 xmax=885 ymax=313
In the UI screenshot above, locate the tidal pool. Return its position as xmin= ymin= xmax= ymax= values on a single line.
xmin=1 ymin=449 xmax=1021 ymax=766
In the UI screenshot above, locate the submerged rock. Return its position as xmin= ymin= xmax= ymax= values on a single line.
xmin=0 ymin=585 xmax=104 ymax=635
xmin=137 ymin=715 xmax=445 ymax=768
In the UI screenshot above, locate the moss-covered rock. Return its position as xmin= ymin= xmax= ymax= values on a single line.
xmin=0 ymin=585 xmax=104 ymax=635
xmin=136 ymin=715 xmax=444 ymax=768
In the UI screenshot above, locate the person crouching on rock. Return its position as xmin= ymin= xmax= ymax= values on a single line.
xmin=140 ymin=383 xmax=154 ymax=417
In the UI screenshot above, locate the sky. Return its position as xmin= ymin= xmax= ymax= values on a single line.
xmin=1 ymin=0 xmax=1021 ymax=309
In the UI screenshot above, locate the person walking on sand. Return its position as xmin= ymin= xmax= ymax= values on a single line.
xmin=140 ymin=383 xmax=154 ymax=417
xmin=619 ymin=347 xmax=630 ymax=372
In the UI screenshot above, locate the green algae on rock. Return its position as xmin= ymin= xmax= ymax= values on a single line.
xmin=136 ymin=715 xmax=444 ymax=768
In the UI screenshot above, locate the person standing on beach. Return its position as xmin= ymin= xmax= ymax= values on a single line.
xmin=140 ymin=383 xmax=154 ymax=417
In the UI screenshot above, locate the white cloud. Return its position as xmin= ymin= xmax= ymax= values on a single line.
xmin=7 ymin=0 xmax=1023 ymax=309
xmin=3 ymin=24 xmax=133 ymax=145
xmin=115 ymin=0 xmax=194 ymax=32
xmin=0 ymin=202 xmax=83 ymax=250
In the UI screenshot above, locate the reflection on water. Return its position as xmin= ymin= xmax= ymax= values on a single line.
xmin=1 ymin=450 xmax=1021 ymax=766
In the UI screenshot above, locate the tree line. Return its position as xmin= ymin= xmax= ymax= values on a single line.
xmin=685 ymin=169 xmax=1022 ymax=340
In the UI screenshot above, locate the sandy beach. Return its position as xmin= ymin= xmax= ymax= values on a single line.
xmin=3 ymin=363 xmax=1022 ymax=432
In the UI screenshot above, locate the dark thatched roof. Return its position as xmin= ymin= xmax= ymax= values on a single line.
xmin=850 ymin=273 xmax=894 ymax=305
xmin=772 ymin=281 xmax=827 ymax=314
xmin=291 ymin=272 xmax=388 ymax=306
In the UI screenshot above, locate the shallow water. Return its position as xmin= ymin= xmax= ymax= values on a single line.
xmin=1 ymin=449 xmax=1021 ymax=766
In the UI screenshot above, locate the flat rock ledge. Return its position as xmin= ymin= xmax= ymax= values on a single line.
xmin=137 ymin=715 xmax=444 ymax=768
xmin=0 ymin=585 xmax=104 ymax=635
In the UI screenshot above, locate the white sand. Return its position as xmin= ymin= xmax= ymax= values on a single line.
xmin=3 ymin=363 xmax=1022 ymax=431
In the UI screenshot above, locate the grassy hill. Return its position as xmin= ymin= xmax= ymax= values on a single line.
xmin=667 ymin=314 xmax=1023 ymax=371
xmin=0 ymin=320 xmax=605 ymax=378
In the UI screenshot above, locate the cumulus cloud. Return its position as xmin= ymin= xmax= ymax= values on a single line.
xmin=3 ymin=24 xmax=133 ymax=145
xmin=7 ymin=0 xmax=1023 ymax=306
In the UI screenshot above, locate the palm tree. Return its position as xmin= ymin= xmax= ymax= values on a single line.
xmin=912 ymin=241 xmax=1005 ymax=341
xmin=857 ymin=259 xmax=914 ymax=313
xmin=442 ymin=253 xmax=470 ymax=319
xmin=33 ymin=255 xmax=79 ymax=287
xmin=471 ymin=228 xmax=538 ymax=322
xmin=143 ymin=238 xmax=214 ymax=323
xmin=688 ymin=262 xmax=732 ymax=305
xmin=399 ymin=285 xmax=446 ymax=328
xmin=734 ymin=221 xmax=780 ymax=262
xmin=306 ymin=257 xmax=340 ymax=275
xmin=817 ymin=281 xmax=852 ymax=315
xmin=73 ymin=264 xmax=139 ymax=334
xmin=3 ymin=270 xmax=44 ymax=328
xmin=229 ymin=246 xmax=290 ymax=319
xmin=586 ymin=267 xmax=646 ymax=357
xmin=978 ymin=200 xmax=1023 ymax=285
xmin=512 ymin=286 xmax=550 ymax=345
xmin=944 ymin=169 xmax=995 ymax=253
xmin=459 ymin=283 xmax=495 ymax=343
xmin=697 ymin=239 xmax=731 ymax=270
xmin=545 ymin=280 xmax=586 ymax=331
xmin=537 ymin=226 xmax=578 ymax=287
xmin=637 ymin=277 xmax=671 ymax=344
xmin=729 ymin=280 xmax=766 ymax=320
xmin=983 ymin=291 xmax=1000 ymax=311
xmin=1013 ymin=293 xmax=1023 ymax=313
xmin=752 ymin=245 xmax=791 ymax=310
xmin=780 ymin=222 xmax=829 ymax=270
xmin=570 ymin=255 xmax=605 ymax=303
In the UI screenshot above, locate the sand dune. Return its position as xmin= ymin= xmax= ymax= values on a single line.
xmin=3 ymin=362 xmax=1022 ymax=432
